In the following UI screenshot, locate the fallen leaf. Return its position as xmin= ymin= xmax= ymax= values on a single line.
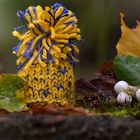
xmin=75 ymin=78 xmax=97 ymax=91
xmin=0 ymin=74 xmax=28 ymax=112
xmin=99 ymin=61 xmax=114 ymax=76
xmin=116 ymin=13 xmax=140 ymax=57
xmin=30 ymin=103 xmax=91 ymax=116
xmin=75 ymin=61 xmax=117 ymax=108
xmin=114 ymin=55 xmax=140 ymax=86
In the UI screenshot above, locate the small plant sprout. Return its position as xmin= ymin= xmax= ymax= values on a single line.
xmin=128 ymin=86 xmax=137 ymax=96
xmin=114 ymin=81 xmax=129 ymax=94
xmin=136 ymin=89 xmax=140 ymax=102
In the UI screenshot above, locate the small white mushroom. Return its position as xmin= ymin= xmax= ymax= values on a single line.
xmin=136 ymin=89 xmax=140 ymax=102
xmin=117 ymin=92 xmax=126 ymax=104
xmin=114 ymin=81 xmax=129 ymax=94
xmin=125 ymin=94 xmax=132 ymax=103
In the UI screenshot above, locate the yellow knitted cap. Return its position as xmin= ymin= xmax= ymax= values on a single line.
xmin=13 ymin=3 xmax=81 ymax=105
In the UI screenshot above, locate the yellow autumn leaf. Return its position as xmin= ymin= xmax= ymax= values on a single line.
xmin=116 ymin=13 xmax=140 ymax=57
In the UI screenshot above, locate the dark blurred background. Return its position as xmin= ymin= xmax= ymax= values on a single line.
xmin=0 ymin=0 xmax=139 ymax=79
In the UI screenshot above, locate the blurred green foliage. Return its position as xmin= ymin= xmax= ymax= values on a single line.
xmin=0 ymin=0 xmax=140 ymax=79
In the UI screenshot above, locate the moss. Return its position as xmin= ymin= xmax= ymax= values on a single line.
xmin=75 ymin=94 xmax=140 ymax=117
xmin=126 ymin=103 xmax=140 ymax=117
xmin=95 ymin=101 xmax=140 ymax=117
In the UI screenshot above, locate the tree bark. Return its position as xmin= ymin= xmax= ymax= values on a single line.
xmin=0 ymin=114 xmax=139 ymax=140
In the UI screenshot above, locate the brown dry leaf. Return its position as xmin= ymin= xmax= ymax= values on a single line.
xmin=116 ymin=13 xmax=140 ymax=56
xmin=99 ymin=61 xmax=114 ymax=76
xmin=30 ymin=103 xmax=91 ymax=116
xmin=0 ymin=109 xmax=9 ymax=115
xmin=75 ymin=61 xmax=117 ymax=108
xmin=63 ymin=105 xmax=92 ymax=116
